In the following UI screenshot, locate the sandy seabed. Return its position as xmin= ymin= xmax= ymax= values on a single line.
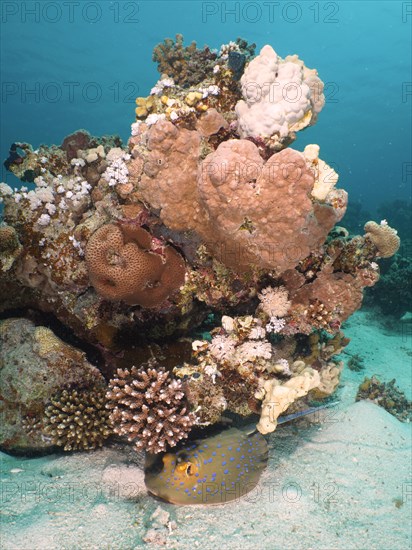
xmin=1 ymin=308 xmax=411 ymax=550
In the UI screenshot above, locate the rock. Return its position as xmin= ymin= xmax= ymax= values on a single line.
xmin=0 ymin=318 xmax=105 ymax=454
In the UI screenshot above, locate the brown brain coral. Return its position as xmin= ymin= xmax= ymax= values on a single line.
xmin=85 ymin=223 xmax=185 ymax=307
xmin=106 ymin=365 xmax=196 ymax=454
xmin=364 ymin=221 xmax=400 ymax=258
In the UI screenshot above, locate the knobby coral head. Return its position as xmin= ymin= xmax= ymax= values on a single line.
xmin=85 ymin=223 xmax=185 ymax=307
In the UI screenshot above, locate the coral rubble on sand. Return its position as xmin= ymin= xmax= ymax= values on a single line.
xmin=356 ymin=376 xmax=412 ymax=423
xmin=0 ymin=36 xmax=401 ymax=455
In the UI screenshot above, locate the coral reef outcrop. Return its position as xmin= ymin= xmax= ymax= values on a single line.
xmin=0 ymin=36 xmax=401 ymax=457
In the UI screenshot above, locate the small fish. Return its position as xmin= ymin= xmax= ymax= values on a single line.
xmin=144 ymin=402 xmax=338 ymax=505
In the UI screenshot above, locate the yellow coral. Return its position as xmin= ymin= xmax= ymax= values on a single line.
xmin=135 ymin=96 xmax=155 ymax=118
xmin=311 ymin=361 xmax=343 ymax=398
xmin=34 ymin=327 xmax=64 ymax=356
xmin=304 ymin=144 xmax=339 ymax=201
xmin=185 ymin=91 xmax=203 ymax=106
xmin=255 ymin=367 xmax=320 ymax=434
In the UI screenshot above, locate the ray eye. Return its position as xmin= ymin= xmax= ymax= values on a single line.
xmin=186 ymin=464 xmax=194 ymax=476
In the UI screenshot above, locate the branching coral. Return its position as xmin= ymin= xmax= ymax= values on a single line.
xmin=0 ymin=318 xmax=106 ymax=453
xmin=106 ymin=364 xmax=196 ymax=453
xmin=152 ymin=34 xmax=218 ymax=88
xmin=85 ymin=223 xmax=186 ymax=307
xmin=43 ymin=386 xmax=112 ymax=451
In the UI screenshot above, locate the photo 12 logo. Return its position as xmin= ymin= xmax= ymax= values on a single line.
xmin=201 ymin=2 xmax=340 ymax=24
xmin=1 ymin=81 xmax=140 ymax=104
xmin=1 ymin=2 xmax=140 ymax=24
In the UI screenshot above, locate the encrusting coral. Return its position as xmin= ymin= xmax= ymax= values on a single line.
xmin=43 ymin=386 xmax=112 ymax=451
xmin=0 ymin=35 xmax=402 ymax=455
xmin=0 ymin=224 xmax=22 ymax=271
xmin=106 ymin=363 xmax=196 ymax=453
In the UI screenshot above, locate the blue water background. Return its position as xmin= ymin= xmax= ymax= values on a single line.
xmin=0 ymin=0 xmax=411 ymax=214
